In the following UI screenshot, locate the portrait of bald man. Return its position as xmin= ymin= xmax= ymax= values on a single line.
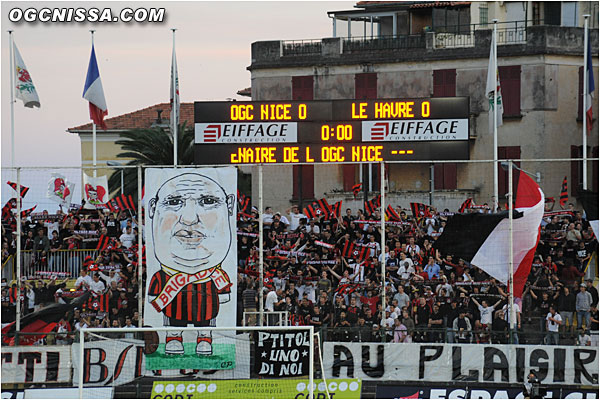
xmin=146 ymin=170 xmax=236 ymax=356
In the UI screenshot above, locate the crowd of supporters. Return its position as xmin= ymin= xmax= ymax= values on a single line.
xmin=1 ymin=199 xmax=598 ymax=347
xmin=236 ymin=202 xmax=598 ymax=346
xmin=1 ymin=208 xmax=143 ymax=343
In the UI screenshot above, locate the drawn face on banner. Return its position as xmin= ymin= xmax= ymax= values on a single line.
xmin=149 ymin=173 xmax=235 ymax=273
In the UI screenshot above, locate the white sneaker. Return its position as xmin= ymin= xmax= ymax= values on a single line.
xmin=196 ymin=338 xmax=212 ymax=356
xmin=165 ymin=336 xmax=184 ymax=355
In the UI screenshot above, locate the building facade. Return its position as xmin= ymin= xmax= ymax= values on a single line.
xmin=241 ymin=1 xmax=599 ymax=212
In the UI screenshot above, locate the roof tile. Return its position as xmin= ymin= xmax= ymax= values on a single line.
xmin=67 ymin=103 xmax=194 ymax=132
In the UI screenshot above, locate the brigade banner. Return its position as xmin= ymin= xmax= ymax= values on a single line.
xmin=150 ymin=379 xmax=362 ymax=399
xmin=254 ymin=330 xmax=311 ymax=377
xmin=324 ymin=342 xmax=598 ymax=386
xmin=0 ymin=345 xmax=71 ymax=384
xmin=143 ymin=167 xmax=237 ymax=369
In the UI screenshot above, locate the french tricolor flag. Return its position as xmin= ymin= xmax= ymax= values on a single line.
xmin=83 ymin=45 xmax=108 ymax=129
xmin=586 ymin=38 xmax=595 ymax=133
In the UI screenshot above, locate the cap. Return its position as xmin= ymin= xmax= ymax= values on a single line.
xmin=581 ymin=283 xmax=586 ymax=287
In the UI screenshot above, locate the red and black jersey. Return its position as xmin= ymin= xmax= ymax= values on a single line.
xmin=87 ymin=292 xmax=110 ymax=312
xmin=149 ymin=269 xmax=229 ymax=324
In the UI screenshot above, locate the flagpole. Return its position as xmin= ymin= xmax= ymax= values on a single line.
xmin=508 ymin=160 xmax=515 ymax=342
xmin=91 ymin=30 xmax=97 ymax=177
xmin=171 ymin=28 xmax=178 ymax=167
xmin=258 ymin=165 xmax=264 ymax=326
xmin=583 ymin=15 xmax=589 ymax=190
xmin=16 ymin=168 xmax=22 ymax=333
xmin=493 ymin=19 xmax=499 ymax=212
xmin=380 ymin=162 xmax=386 ymax=315
xmin=9 ymin=31 xmax=15 ymax=168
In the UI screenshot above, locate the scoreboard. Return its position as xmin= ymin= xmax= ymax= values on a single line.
xmin=194 ymin=98 xmax=469 ymax=165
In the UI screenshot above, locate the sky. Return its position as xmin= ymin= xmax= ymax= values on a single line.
xmin=0 ymin=1 xmax=355 ymax=210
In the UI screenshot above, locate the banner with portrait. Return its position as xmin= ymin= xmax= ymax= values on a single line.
xmin=143 ymin=167 xmax=237 ymax=370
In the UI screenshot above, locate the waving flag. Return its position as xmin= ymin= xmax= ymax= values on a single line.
xmin=559 ymin=176 xmax=568 ymax=208
xmin=486 ymin=31 xmax=503 ymax=131
xmin=20 ymin=205 xmax=37 ymax=219
xmin=7 ymin=181 xmax=29 ymax=198
xmin=13 ymin=41 xmax=40 ymax=108
xmin=330 ymin=201 xmax=342 ymax=219
xmin=585 ymin=36 xmax=595 ymax=132
xmin=47 ymin=174 xmax=74 ymax=206
xmin=385 ymin=205 xmax=401 ymax=221
xmin=83 ymin=174 xmax=108 ymax=209
xmin=341 ymin=241 xmax=368 ymax=261
xmin=237 ymin=190 xmax=250 ymax=214
xmin=434 ymin=166 xmax=544 ymax=297
xmin=352 ymin=183 xmax=362 ymax=198
xmin=2 ymin=198 xmax=17 ymax=221
xmin=410 ymin=202 xmax=431 ymax=220
xmin=364 ymin=195 xmax=381 ymax=216
xmin=83 ymin=44 xmax=108 ymax=129
xmin=458 ymin=198 xmax=473 ymax=213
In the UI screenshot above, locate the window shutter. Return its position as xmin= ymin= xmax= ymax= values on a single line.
xmin=498 ymin=146 xmax=520 ymax=197
xmin=499 ymin=66 xmax=521 ymax=117
xmin=570 ymin=145 xmax=581 ymax=197
xmin=292 ymin=76 xmax=314 ymax=201
xmin=578 ymin=66 xmax=583 ymax=120
xmin=443 ymin=163 xmax=457 ymax=189
xmin=433 ymin=69 xmax=456 ymax=97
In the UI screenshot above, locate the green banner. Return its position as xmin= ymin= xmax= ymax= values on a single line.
xmin=151 ymin=379 xmax=362 ymax=399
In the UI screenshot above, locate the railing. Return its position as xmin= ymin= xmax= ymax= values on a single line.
xmin=343 ymin=34 xmax=426 ymax=53
xmin=2 ymin=326 xmax=597 ymax=347
xmin=16 ymin=249 xmax=99 ymax=280
xmin=2 ymin=255 xmax=15 ymax=281
xmin=281 ymin=39 xmax=322 ymax=56
xmin=434 ymin=20 xmax=534 ymax=48
xmin=243 ymin=311 xmax=289 ymax=326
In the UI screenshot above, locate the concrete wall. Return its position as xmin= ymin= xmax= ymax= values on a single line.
xmin=250 ymin=25 xmax=599 ymax=212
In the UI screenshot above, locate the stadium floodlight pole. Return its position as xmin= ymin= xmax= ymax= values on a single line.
xmin=16 ymin=168 xmax=21 ymax=333
xmin=258 ymin=165 xmax=264 ymax=326
xmin=492 ymin=19 xmax=499 ymax=212
xmin=380 ymin=162 xmax=386 ymax=315
xmin=137 ymin=166 xmax=143 ymax=320
xmin=9 ymin=31 xmax=15 ymax=168
xmin=583 ymin=15 xmax=590 ymax=190
xmin=508 ymin=160 xmax=515 ymax=342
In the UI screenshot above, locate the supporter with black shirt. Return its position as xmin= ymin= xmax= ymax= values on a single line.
xmin=298 ymin=297 xmax=313 ymax=324
xmin=105 ymin=213 xmax=119 ymax=237
xmin=346 ymin=296 xmax=360 ymax=325
xmin=238 ymin=236 xmax=252 ymax=267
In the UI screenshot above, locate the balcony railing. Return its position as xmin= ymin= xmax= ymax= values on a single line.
xmin=343 ymin=34 xmax=426 ymax=53
xmin=280 ymin=20 xmax=541 ymax=55
xmin=281 ymin=39 xmax=323 ymax=56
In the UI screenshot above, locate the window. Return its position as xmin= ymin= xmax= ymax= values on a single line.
xmin=433 ymin=69 xmax=456 ymax=97
xmin=292 ymin=76 xmax=314 ymax=101
xmin=292 ymin=76 xmax=314 ymax=201
xmin=561 ymin=2 xmax=578 ymax=27
xmin=432 ymin=69 xmax=457 ymax=188
xmin=355 ymin=73 xmax=377 ymax=99
xmin=434 ymin=163 xmax=457 ymax=190
xmin=292 ymin=165 xmax=314 ymax=200
xmin=544 ymin=2 xmax=561 ymax=26
xmin=346 ymin=73 xmax=378 ymax=191
xmin=498 ymin=146 xmax=521 ymax=198
xmin=499 ymin=66 xmax=521 ymax=117
xmin=479 ymin=3 xmax=488 ymax=25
